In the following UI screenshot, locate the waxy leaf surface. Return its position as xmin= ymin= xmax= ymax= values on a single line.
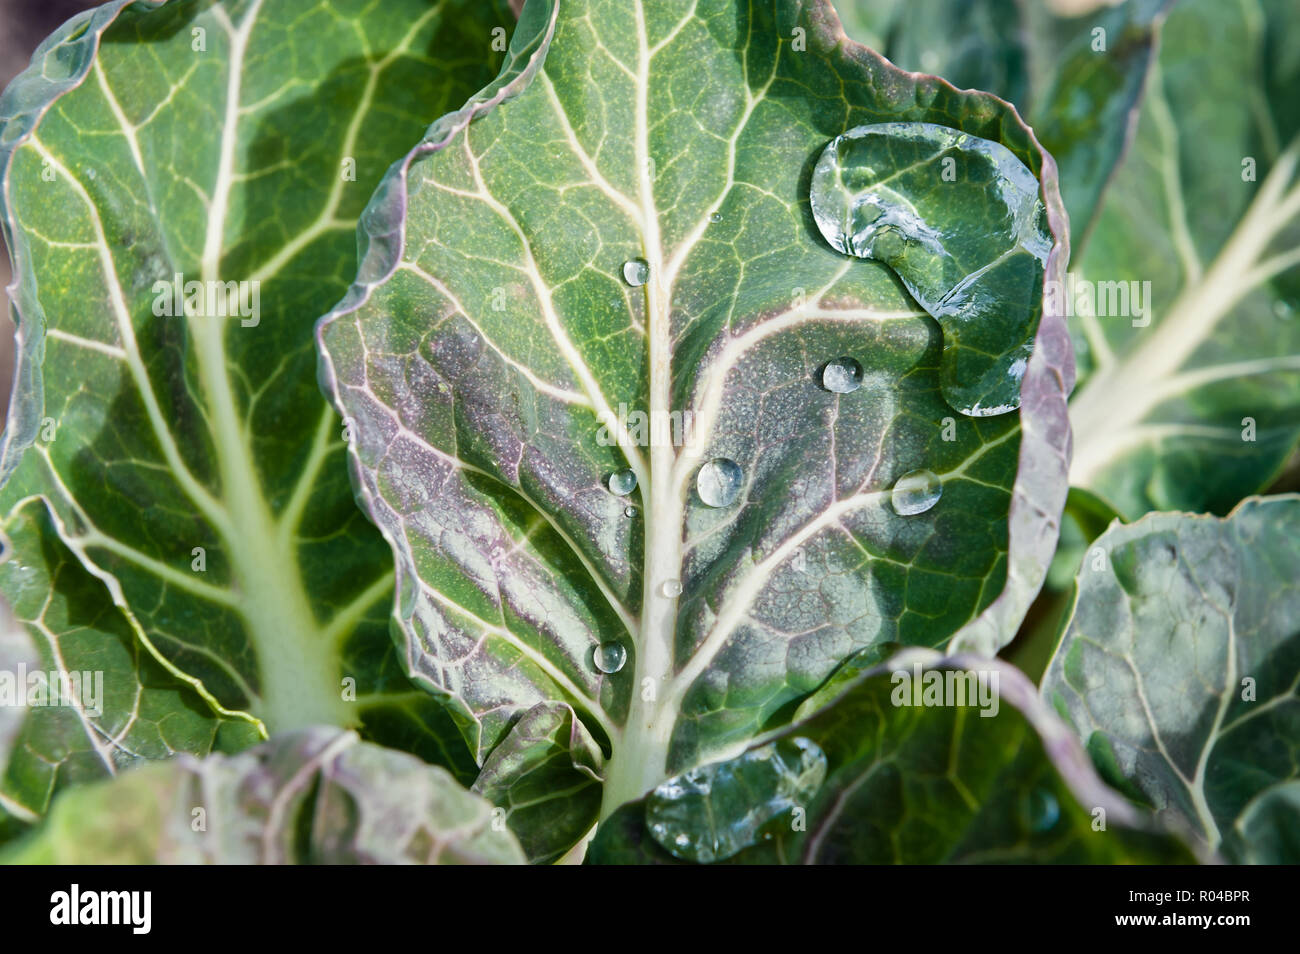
xmin=318 ymin=0 xmax=1074 ymax=852
xmin=1043 ymin=496 xmax=1300 ymax=863
xmin=588 ymin=652 xmax=1196 ymax=863
xmin=0 ymin=727 xmax=525 ymax=864
xmin=0 ymin=0 xmax=514 ymax=819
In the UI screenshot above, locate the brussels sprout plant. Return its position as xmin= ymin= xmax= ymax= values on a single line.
xmin=0 ymin=0 xmax=1294 ymax=866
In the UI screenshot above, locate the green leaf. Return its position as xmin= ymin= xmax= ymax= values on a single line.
xmin=470 ymin=700 xmax=604 ymax=863
xmin=1043 ymin=496 xmax=1300 ymax=863
xmin=1067 ymin=0 xmax=1300 ymax=518
xmin=836 ymin=0 xmax=1171 ymax=251
xmin=588 ymin=651 xmax=1196 ymax=863
xmin=317 ymin=0 xmax=1074 ymax=848
xmin=0 ymin=0 xmax=513 ymax=778
xmin=0 ymin=499 xmax=256 ymax=831
xmin=0 ymin=727 xmax=525 ymax=864
xmin=0 ymin=589 xmax=37 ymax=841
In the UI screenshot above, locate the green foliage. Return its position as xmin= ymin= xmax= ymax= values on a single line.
xmin=0 ymin=0 xmax=1292 ymax=865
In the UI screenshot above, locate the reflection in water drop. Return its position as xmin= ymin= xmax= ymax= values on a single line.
xmin=890 ymin=469 xmax=942 ymax=515
xmin=809 ymin=122 xmax=1048 ymax=417
xmin=607 ymin=468 xmax=637 ymax=496
xmin=696 ymin=458 xmax=743 ymax=508
xmin=593 ymin=641 xmax=628 ymax=674
xmin=1025 ymin=788 xmax=1061 ymax=832
xmin=623 ymin=258 xmax=650 ymax=286
xmin=821 ymin=356 xmax=864 ymax=394
xmin=647 ymin=737 xmax=828 ymax=862
xmin=624 ymin=505 xmax=637 ymax=518
xmin=660 ymin=579 xmax=683 ymax=598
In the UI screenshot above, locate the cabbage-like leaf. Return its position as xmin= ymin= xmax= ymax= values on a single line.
xmin=0 ymin=0 xmax=514 ymax=804
xmin=0 ymin=727 xmax=524 ymax=864
xmin=1067 ymin=0 xmax=1300 ymax=517
xmin=318 ymin=0 xmax=1073 ymax=855
xmin=1043 ymin=496 xmax=1300 ymax=863
xmin=0 ymin=501 xmax=257 ymax=837
xmin=588 ymin=652 xmax=1195 ymax=863
xmin=470 ymin=700 xmax=604 ymax=863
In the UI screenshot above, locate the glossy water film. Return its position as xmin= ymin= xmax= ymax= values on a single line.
xmin=810 ymin=122 xmax=1050 ymax=417
xmin=647 ymin=737 xmax=828 ymax=862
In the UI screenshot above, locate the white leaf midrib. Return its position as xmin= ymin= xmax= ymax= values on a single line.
xmin=1070 ymin=136 xmax=1300 ymax=486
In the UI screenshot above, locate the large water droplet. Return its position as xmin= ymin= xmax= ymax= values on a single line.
xmin=890 ymin=469 xmax=942 ymax=515
xmin=821 ymin=356 xmax=863 ymax=393
xmin=607 ymin=468 xmax=637 ymax=496
xmin=1024 ymin=788 xmax=1061 ymax=832
xmin=696 ymin=458 xmax=743 ymax=507
xmin=660 ymin=579 xmax=683 ymax=598
xmin=623 ymin=258 xmax=649 ymax=286
xmin=809 ymin=122 xmax=1048 ymax=418
xmin=647 ymin=737 xmax=828 ymax=863
xmin=593 ymin=641 xmax=627 ymax=674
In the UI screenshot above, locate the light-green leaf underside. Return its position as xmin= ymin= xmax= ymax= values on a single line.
xmin=1043 ymin=495 xmax=1300 ymax=863
xmin=0 ymin=726 xmax=525 ymax=864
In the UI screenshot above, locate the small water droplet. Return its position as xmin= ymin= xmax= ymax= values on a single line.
xmin=661 ymin=579 xmax=683 ymax=597
xmin=696 ymin=457 xmax=743 ymax=507
xmin=623 ymin=258 xmax=649 ymax=286
xmin=710 ymin=212 xmax=722 ymax=224
xmin=821 ymin=356 xmax=863 ymax=393
xmin=607 ymin=468 xmax=637 ymax=495
xmin=624 ymin=505 xmax=637 ymax=518
xmin=890 ymin=469 xmax=942 ymax=515
xmin=1025 ymin=788 xmax=1060 ymax=832
xmin=593 ymin=641 xmax=627 ymax=674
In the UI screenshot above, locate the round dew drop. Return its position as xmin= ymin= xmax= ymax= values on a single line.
xmin=624 ymin=505 xmax=637 ymax=518
xmin=696 ymin=457 xmax=743 ymax=508
xmin=593 ymin=641 xmax=628 ymax=674
xmin=660 ymin=579 xmax=683 ymax=598
xmin=890 ymin=469 xmax=942 ymax=515
xmin=623 ymin=259 xmax=650 ymax=286
xmin=821 ymin=356 xmax=864 ymax=394
xmin=607 ymin=468 xmax=637 ymax=496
